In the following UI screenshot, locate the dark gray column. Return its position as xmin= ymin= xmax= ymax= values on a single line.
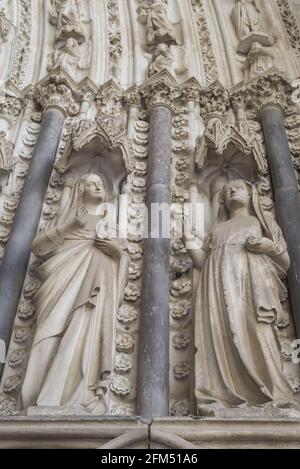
xmin=137 ymin=104 xmax=172 ymax=419
xmin=0 ymin=107 xmax=65 ymax=359
xmin=261 ymin=105 xmax=300 ymax=337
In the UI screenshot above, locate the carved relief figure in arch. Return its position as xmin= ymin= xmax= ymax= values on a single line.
xmin=50 ymin=0 xmax=85 ymax=43
xmin=232 ymin=0 xmax=263 ymax=40
xmin=21 ymin=172 xmax=128 ymax=415
xmin=137 ymin=0 xmax=177 ymax=46
xmin=47 ymin=37 xmax=91 ymax=78
xmin=183 ymin=180 xmax=298 ymax=416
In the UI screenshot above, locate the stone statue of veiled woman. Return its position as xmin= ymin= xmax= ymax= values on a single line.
xmin=232 ymin=0 xmax=262 ymax=40
xmin=21 ymin=173 xmax=128 ymax=415
xmin=184 ymin=180 xmax=297 ymax=416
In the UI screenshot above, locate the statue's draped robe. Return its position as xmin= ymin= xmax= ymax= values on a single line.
xmin=21 ymin=216 xmax=126 ymax=413
xmin=146 ymin=3 xmax=175 ymax=43
xmin=232 ymin=1 xmax=261 ymax=39
xmin=56 ymin=0 xmax=84 ymax=41
xmin=195 ymin=215 xmax=294 ymax=409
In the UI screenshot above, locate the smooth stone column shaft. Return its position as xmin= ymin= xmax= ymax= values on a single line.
xmin=261 ymin=105 xmax=300 ymax=337
xmin=0 ymin=108 xmax=64 ymax=352
xmin=137 ymin=105 xmax=172 ymax=419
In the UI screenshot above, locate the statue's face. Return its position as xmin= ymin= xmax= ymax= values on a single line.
xmin=224 ymin=180 xmax=250 ymax=210
xmin=84 ymin=174 xmax=106 ymax=203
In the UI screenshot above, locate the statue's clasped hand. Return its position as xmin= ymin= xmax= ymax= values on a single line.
xmin=94 ymin=236 xmax=122 ymax=259
xmin=245 ymin=235 xmax=274 ymax=255
xmin=75 ymin=205 xmax=89 ymax=228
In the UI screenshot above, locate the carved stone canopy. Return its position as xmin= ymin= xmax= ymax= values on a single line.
xmin=55 ymin=117 xmax=132 ymax=180
xmin=195 ymin=122 xmax=267 ymax=178
xmin=58 ymin=137 xmax=128 ymax=198
xmin=74 ymin=119 xmax=132 ymax=172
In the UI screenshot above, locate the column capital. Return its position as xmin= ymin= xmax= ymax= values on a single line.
xmin=35 ymin=73 xmax=80 ymax=118
xmin=199 ymin=81 xmax=231 ymax=122
xmin=230 ymin=72 xmax=292 ymax=118
xmin=140 ymin=70 xmax=180 ymax=113
xmin=180 ymin=77 xmax=202 ymax=103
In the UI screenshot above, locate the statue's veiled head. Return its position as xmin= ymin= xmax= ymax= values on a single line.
xmin=81 ymin=173 xmax=107 ymax=204
xmin=222 ymin=180 xmax=252 ymax=212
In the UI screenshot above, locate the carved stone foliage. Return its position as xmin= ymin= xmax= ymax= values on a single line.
xmin=10 ymin=0 xmax=31 ymax=86
xmin=277 ymin=0 xmax=300 ymax=58
xmin=111 ymin=108 xmax=149 ymax=414
xmin=190 ymin=0 xmax=218 ymax=86
xmin=142 ymin=70 xmax=180 ymax=109
xmin=107 ymin=0 xmax=123 ymax=81
xmin=35 ymin=73 xmax=80 ymax=116
xmin=230 ymin=72 xmax=293 ymax=116
xmin=286 ymin=113 xmax=300 ymax=189
xmin=0 ymin=112 xmax=40 ymax=263
xmin=199 ymin=81 xmax=231 ymax=121
xmin=169 ymin=101 xmax=192 ymax=417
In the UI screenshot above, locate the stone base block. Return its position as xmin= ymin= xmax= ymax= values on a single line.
xmin=0 ymin=417 xmax=300 ymax=449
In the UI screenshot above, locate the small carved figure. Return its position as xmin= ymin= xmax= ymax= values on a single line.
xmin=48 ymin=38 xmax=91 ymax=78
xmin=148 ymin=43 xmax=187 ymax=77
xmin=137 ymin=0 xmax=177 ymax=46
xmin=50 ymin=0 xmax=85 ymax=43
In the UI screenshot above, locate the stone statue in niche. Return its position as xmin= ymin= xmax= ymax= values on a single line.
xmin=184 ymin=180 xmax=297 ymax=416
xmin=148 ymin=43 xmax=187 ymax=77
xmin=50 ymin=0 xmax=85 ymax=43
xmin=47 ymin=37 xmax=91 ymax=78
xmin=232 ymin=0 xmax=262 ymax=40
xmin=21 ymin=173 xmax=128 ymax=415
xmin=137 ymin=0 xmax=177 ymax=46
xmin=232 ymin=0 xmax=274 ymax=78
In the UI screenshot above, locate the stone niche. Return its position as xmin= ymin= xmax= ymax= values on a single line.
xmin=0 ymin=127 xmax=143 ymax=419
